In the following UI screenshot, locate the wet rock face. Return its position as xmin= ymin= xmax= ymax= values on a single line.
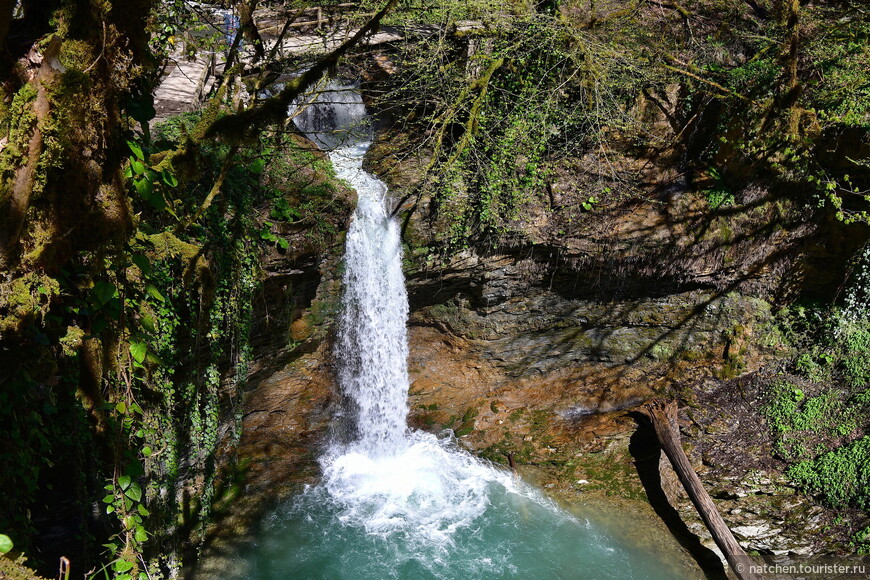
xmin=413 ymin=284 xmax=773 ymax=372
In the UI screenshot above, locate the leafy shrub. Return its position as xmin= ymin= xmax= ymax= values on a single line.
xmin=762 ymin=381 xmax=859 ymax=462
xmin=787 ymin=437 xmax=870 ymax=510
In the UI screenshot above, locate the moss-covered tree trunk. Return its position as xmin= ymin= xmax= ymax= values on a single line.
xmin=0 ymin=0 xmax=153 ymax=572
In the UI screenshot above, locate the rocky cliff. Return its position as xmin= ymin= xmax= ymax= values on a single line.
xmin=200 ymin=79 xmax=869 ymax=576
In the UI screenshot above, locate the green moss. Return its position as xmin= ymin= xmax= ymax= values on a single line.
xmin=59 ymin=325 xmax=85 ymax=357
xmin=306 ymin=278 xmax=342 ymax=336
xmin=678 ymin=349 xmax=706 ymax=361
xmin=454 ymin=420 xmax=475 ymax=437
xmin=528 ymin=409 xmax=549 ymax=431
xmin=718 ymin=353 xmax=747 ymax=379
xmin=461 ymin=406 xmax=479 ymax=423
xmin=0 ymin=553 xmax=48 ymax=580
xmin=649 ymin=344 xmax=673 ymax=361
xmin=58 ymin=39 xmax=94 ymax=70
xmin=580 ymin=446 xmax=647 ymax=500
xmin=0 ymin=273 xmax=60 ymax=336
xmin=0 ymin=84 xmax=38 ymax=174
xmin=0 ymin=88 xmax=9 ymax=141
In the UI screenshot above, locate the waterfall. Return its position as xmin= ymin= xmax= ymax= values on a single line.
xmin=210 ymin=81 xmax=693 ymax=580
xmin=295 ymin=83 xmax=410 ymax=456
xmin=245 ymin=82 xmax=689 ymax=579
xmin=293 ymin=81 xmax=524 ymax=540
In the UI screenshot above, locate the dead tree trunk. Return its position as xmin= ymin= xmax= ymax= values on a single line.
xmin=640 ymin=399 xmax=761 ymax=580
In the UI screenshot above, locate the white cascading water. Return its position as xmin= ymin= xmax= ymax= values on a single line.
xmin=293 ymin=82 xmax=530 ymax=546
xmin=296 ymin=84 xmax=410 ymax=456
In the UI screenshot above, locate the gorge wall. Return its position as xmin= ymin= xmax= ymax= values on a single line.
xmin=204 ymin=116 xmax=867 ymax=572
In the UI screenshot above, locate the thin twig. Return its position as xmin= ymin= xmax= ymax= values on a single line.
xmin=83 ymin=21 xmax=107 ymax=73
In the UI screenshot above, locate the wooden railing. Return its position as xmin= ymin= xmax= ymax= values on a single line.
xmin=195 ymin=51 xmax=218 ymax=103
xmin=256 ymin=3 xmax=370 ymax=35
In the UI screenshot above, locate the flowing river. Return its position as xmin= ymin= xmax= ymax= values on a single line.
xmin=229 ymin=83 xmax=695 ymax=579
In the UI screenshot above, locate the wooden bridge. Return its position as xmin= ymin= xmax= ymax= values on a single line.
xmin=153 ymin=3 xmax=400 ymax=122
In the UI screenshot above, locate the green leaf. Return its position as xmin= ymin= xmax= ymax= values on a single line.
xmin=106 ymin=505 xmax=115 ymax=514
xmin=249 ymin=158 xmax=266 ymax=174
xmin=0 ymin=534 xmax=14 ymax=555
xmin=118 ymin=475 xmax=131 ymax=490
xmin=277 ymin=237 xmax=289 ymax=250
xmin=140 ymin=314 xmax=157 ymax=333
xmin=134 ymin=177 xmax=153 ymax=198
xmin=127 ymin=140 xmax=145 ymax=161
xmin=134 ymin=525 xmax=148 ymax=543
xmin=115 ymin=401 xmax=127 ymax=414
xmin=131 ymin=159 xmax=146 ymax=175
xmin=126 ymin=482 xmax=142 ymax=502
xmin=92 ymin=281 xmax=117 ymax=305
xmin=161 ymin=170 xmax=178 ymax=188
xmin=145 ymin=284 xmax=165 ymax=303
xmin=131 ymin=254 xmax=151 ymax=275
xmin=130 ymin=342 xmax=147 ymax=364
xmin=146 ymin=192 xmax=166 ymax=211
xmin=142 ymin=446 xmax=152 ymax=457
xmin=118 ymin=575 xmax=132 ymax=580
xmin=138 ymin=504 xmax=150 ymax=516
xmin=114 ymin=560 xmax=134 ymax=573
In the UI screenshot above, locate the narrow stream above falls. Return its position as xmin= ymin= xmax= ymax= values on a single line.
xmin=224 ymin=83 xmax=697 ymax=580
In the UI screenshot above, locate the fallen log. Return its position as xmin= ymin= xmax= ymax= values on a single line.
xmin=640 ymin=399 xmax=760 ymax=580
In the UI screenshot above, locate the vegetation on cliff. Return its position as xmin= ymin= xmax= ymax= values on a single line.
xmin=0 ymin=0 xmax=869 ymax=577
xmin=368 ymin=0 xmax=869 ymax=251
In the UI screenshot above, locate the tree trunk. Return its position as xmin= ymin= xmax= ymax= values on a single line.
xmin=640 ymin=399 xmax=761 ymax=580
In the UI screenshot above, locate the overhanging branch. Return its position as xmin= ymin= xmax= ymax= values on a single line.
xmin=205 ymin=0 xmax=398 ymax=142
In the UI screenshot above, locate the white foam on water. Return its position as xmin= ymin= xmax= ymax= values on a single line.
xmin=319 ymin=430 xmax=543 ymax=547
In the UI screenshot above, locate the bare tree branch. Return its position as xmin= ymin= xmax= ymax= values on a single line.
xmin=205 ymin=0 xmax=399 ymax=142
